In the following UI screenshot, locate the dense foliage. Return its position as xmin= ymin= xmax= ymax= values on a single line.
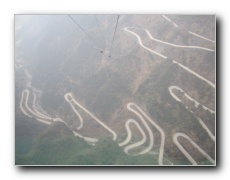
xmin=16 ymin=122 xmax=159 ymax=165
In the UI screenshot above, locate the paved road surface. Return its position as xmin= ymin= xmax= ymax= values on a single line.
xmin=64 ymin=92 xmax=117 ymax=141
xmin=173 ymin=132 xmax=215 ymax=165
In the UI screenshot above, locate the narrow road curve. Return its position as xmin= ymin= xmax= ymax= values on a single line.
xmin=36 ymin=118 xmax=52 ymax=125
xmin=23 ymin=89 xmax=52 ymax=122
xmin=19 ymin=68 xmax=99 ymax=145
xmin=124 ymin=26 xmax=215 ymax=88
xmin=64 ymin=92 xmax=117 ymax=141
xmin=24 ymin=89 xmax=44 ymax=118
xmin=125 ymin=27 xmax=214 ymax=52
xmin=119 ymin=119 xmax=147 ymax=155
xmin=20 ymin=90 xmax=32 ymax=118
xmin=162 ymin=15 xmax=215 ymax=43
xmin=20 ymin=89 xmax=53 ymax=125
xmin=168 ymin=86 xmax=215 ymax=113
xmin=173 ymin=132 xmax=215 ymax=165
xmin=32 ymin=92 xmax=53 ymax=120
xmin=172 ymin=60 xmax=215 ymax=88
xmin=72 ymin=130 xmax=98 ymax=143
xmin=53 ymin=118 xmax=70 ymax=127
xmin=124 ymin=27 xmax=167 ymax=59
xmin=52 ymin=117 xmax=98 ymax=144
xmin=162 ymin=15 xmax=172 ymax=22
xmin=188 ymin=31 xmax=215 ymax=43
xmin=162 ymin=15 xmax=179 ymax=28
xmin=146 ymin=29 xmax=214 ymax=51
xmin=65 ymin=94 xmax=83 ymax=130
xmin=127 ymin=103 xmax=154 ymax=155
xmin=169 ymin=86 xmax=215 ymax=142
xmin=127 ymin=102 xmax=165 ymax=165
xmin=20 ymin=89 xmax=98 ymax=144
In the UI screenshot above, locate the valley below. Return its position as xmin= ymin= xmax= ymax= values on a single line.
xmin=15 ymin=14 xmax=216 ymax=166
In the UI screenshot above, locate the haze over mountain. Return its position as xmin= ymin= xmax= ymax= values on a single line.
xmin=15 ymin=15 xmax=215 ymax=165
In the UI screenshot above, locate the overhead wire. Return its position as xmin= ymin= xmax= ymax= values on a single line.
xmin=110 ymin=15 xmax=120 ymax=53
xmin=68 ymin=15 xmax=102 ymax=50
xmin=94 ymin=15 xmax=105 ymax=47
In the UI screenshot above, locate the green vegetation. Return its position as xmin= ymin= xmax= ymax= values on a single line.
xmin=15 ymin=115 xmax=47 ymax=155
xmin=135 ymin=61 xmax=214 ymax=165
xmin=15 ymin=15 xmax=215 ymax=166
xmin=16 ymin=122 xmax=158 ymax=165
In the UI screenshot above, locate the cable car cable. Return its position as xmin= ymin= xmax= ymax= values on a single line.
xmin=110 ymin=15 xmax=119 ymax=49
xmin=109 ymin=15 xmax=120 ymax=57
xmin=68 ymin=15 xmax=102 ymax=49
xmin=94 ymin=15 xmax=105 ymax=46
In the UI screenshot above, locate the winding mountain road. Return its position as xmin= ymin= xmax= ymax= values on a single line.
xmin=127 ymin=103 xmax=165 ymax=165
xmin=20 ymin=89 xmax=52 ymax=124
xmin=124 ymin=27 xmax=167 ymax=59
xmin=168 ymin=86 xmax=215 ymax=142
xmin=173 ymin=132 xmax=215 ymax=165
xmin=124 ymin=103 xmax=154 ymax=155
xmin=168 ymin=86 xmax=215 ymax=113
xmin=162 ymin=15 xmax=215 ymax=43
xmin=72 ymin=130 xmax=98 ymax=143
xmin=65 ymin=94 xmax=84 ymax=130
xmin=20 ymin=89 xmax=98 ymax=144
xmin=20 ymin=90 xmax=32 ymax=118
xmin=162 ymin=15 xmax=179 ymax=28
xmin=119 ymin=119 xmax=147 ymax=155
xmin=17 ymin=16 xmax=215 ymax=165
xmin=124 ymin=27 xmax=215 ymax=88
xmin=124 ymin=23 xmax=215 ymax=165
xmin=188 ymin=31 xmax=215 ymax=43
xmin=32 ymin=92 xmax=52 ymax=120
xmin=172 ymin=60 xmax=215 ymax=88
xmin=64 ymin=92 xmax=117 ymax=141
xmin=124 ymin=27 xmax=214 ymax=52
